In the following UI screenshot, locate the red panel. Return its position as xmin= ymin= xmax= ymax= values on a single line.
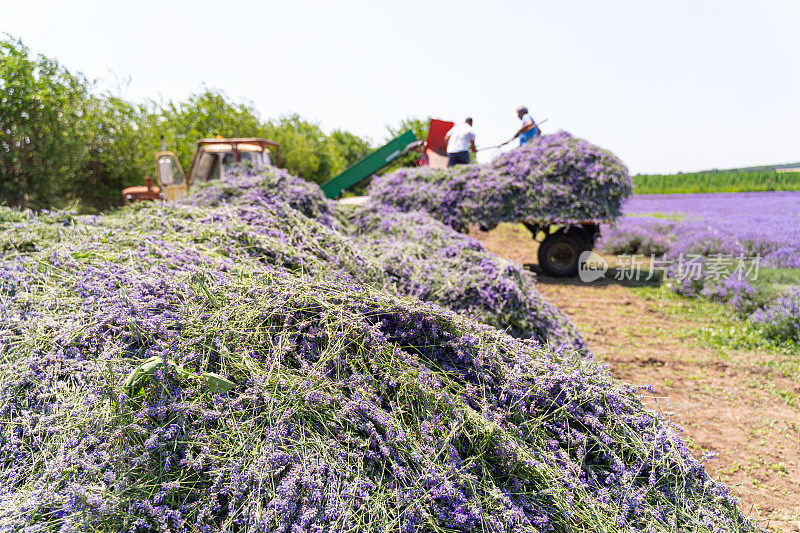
xmin=426 ymin=119 xmax=455 ymax=153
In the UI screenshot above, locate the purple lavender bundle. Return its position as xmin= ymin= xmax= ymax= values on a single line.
xmin=182 ymin=167 xmax=338 ymax=227
xmin=345 ymin=203 xmax=588 ymax=353
xmin=369 ymin=131 xmax=632 ymax=231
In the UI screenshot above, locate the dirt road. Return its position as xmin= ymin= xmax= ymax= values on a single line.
xmin=471 ymin=224 xmax=800 ymax=531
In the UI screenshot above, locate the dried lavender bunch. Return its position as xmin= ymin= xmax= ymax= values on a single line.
xmin=369 ymin=131 xmax=632 ymax=232
xmin=342 ymin=203 xmax=587 ymax=354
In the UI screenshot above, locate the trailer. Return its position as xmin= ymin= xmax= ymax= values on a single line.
xmin=321 ymin=118 xmax=608 ymax=277
xmin=422 ymin=119 xmax=606 ymax=278
xmin=522 ymin=220 xmax=605 ymax=277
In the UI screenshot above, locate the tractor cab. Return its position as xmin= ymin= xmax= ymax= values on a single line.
xmin=186 ymin=138 xmax=280 ymax=185
xmin=122 ymin=137 xmax=280 ymax=204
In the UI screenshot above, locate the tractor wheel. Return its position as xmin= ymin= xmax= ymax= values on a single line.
xmin=537 ymin=233 xmax=588 ymax=277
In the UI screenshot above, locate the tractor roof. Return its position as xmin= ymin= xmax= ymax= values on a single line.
xmin=196 ymin=137 xmax=278 ymax=147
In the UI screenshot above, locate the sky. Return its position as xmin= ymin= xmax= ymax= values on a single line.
xmin=2 ymin=0 xmax=799 ymax=173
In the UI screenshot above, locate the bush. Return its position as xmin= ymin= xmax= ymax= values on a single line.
xmin=749 ymin=287 xmax=800 ymax=343
xmin=600 ymin=220 xmax=671 ymax=256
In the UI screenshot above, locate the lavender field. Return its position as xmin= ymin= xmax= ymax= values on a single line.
xmin=603 ymin=191 xmax=800 ymax=268
xmin=601 ymin=191 xmax=800 ymax=343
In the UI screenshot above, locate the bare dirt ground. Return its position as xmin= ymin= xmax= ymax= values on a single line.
xmin=470 ymin=224 xmax=800 ymax=532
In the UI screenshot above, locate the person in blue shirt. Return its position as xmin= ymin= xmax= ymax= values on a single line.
xmin=513 ymin=106 xmax=540 ymax=145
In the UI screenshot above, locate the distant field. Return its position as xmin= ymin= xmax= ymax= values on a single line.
xmin=633 ymin=169 xmax=800 ymax=194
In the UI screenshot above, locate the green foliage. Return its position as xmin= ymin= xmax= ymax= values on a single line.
xmin=0 ymin=37 xmax=163 ymax=211
xmin=123 ymin=356 xmax=235 ymax=396
xmin=0 ymin=37 xmax=90 ymax=208
xmin=633 ymin=170 xmax=800 ymax=194
xmin=386 ymin=116 xmax=429 ymax=141
xmin=71 ymin=95 xmax=151 ymax=209
xmin=752 ymin=268 xmax=800 ymax=292
xmin=152 ymin=89 xmax=265 ymax=172
xmin=264 ymin=114 xmax=369 ymax=185
xmin=327 ymin=129 xmax=372 ymax=169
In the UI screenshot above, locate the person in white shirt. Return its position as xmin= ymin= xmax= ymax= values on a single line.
xmin=443 ymin=118 xmax=477 ymax=167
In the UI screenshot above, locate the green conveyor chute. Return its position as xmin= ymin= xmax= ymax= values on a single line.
xmin=320 ymin=130 xmax=418 ymax=199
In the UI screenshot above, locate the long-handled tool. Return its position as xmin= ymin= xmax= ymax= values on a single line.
xmin=476 ymin=119 xmax=549 ymax=151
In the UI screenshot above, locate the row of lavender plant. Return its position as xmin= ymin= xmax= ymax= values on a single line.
xmin=0 ymin=169 xmax=757 ymax=531
xmin=368 ymin=131 xmax=632 ymax=232
xmin=599 ymin=191 xmax=800 ymax=344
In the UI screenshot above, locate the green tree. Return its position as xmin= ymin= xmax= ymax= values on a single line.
xmin=151 ymin=89 xmax=265 ymax=171
xmin=0 ymin=37 xmax=89 ymax=208
xmin=327 ymin=129 xmax=372 ymax=169
xmin=70 ymin=95 xmax=150 ymax=209
xmin=264 ymin=114 xmax=358 ymax=184
xmin=0 ymin=37 xmax=153 ymax=211
xmin=386 ymin=116 xmax=430 ymax=142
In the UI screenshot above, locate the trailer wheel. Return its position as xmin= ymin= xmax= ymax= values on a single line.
xmin=537 ymin=233 xmax=588 ymax=277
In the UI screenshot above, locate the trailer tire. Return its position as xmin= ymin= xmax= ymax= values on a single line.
xmin=537 ymin=233 xmax=588 ymax=277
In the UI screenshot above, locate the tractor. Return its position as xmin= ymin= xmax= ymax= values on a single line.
xmin=122 ymin=137 xmax=280 ymax=204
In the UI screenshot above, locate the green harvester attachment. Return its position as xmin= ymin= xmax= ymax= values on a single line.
xmin=319 ymin=130 xmax=418 ymax=199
